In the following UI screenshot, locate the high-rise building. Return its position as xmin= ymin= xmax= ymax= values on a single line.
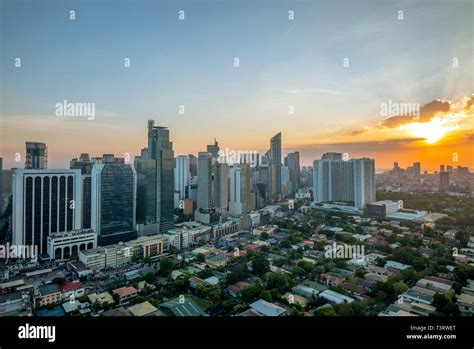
xmin=188 ymin=154 xmax=198 ymax=177
xmin=229 ymin=165 xmax=243 ymax=215
xmin=269 ymin=132 xmax=282 ymax=199
xmin=197 ymin=152 xmax=213 ymax=211
xmin=285 ymin=151 xmax=300 ymax=195
xmin=136 ymin=120 xmax=174 ymax=234
xmin=12 ymin=169 xmax=83 ymax=254
xmin=353 ymin=158 xmax=376 ymax=208
xmin=281 ymin=165 xmax=290 ymax=197
xmin=439 ymin=171 xmax=449 ymax=192
xmin=91 ymin=155 xmax=136 ymax=245
xmin=440 ymin=164 xmax=445 ymax=173
xmin=413 ymin=162 xmax=421 ymax=176
xmin=174 ymin=155 xmax=190 ymax=208
xmin=70 ymin=153 xmax=94 ymax=229
xmin=446 ymin=165 xmax=453 ymax=173
xmin=313 ymin=153 xmax=375 ymax=209
xmin=207 ymin=139 xmax=220 ymax=158
xmin=213 ymin=162 xmax=229 ymax=214
xmin=25 ymin=142 xmax=48 ymax=169
xmin=257 ymin=155 xmax=270 ymax=204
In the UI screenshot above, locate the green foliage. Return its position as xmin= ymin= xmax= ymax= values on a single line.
xmin=159 ymin=258 xmax=174 ymax=277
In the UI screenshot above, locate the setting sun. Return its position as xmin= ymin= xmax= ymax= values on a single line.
xmin=402 ymin=117 xmax=451 ymax=144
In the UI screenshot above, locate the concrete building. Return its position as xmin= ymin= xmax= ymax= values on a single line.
xmin=47 ymin=229 xmax=97 ymax=260
xmin=25 ymin=142 xmax=48 ymax=170
xmin=12 ymin=169 xmax=83 ymax=254
xmin=174 ymin=155 xmax=190 ymax=208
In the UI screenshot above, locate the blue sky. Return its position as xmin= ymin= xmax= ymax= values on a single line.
xmin=1 ymin=0 xmax=473 ymax=169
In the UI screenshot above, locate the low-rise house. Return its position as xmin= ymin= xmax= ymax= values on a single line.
xmin=283 ymin=292 xmax=308 ymax=308
xmin=34 ymin=284 xmax=61 ymax=308
xmin=59 ymin=281 xmax=85 ymax=300
xmin=320 ymin=274 xmax=343 ymax=286
xmin=112 ymin=286 xmax=138 ymax=305
xmin=416 ymin=276 xmax=454 ymax=294
xmin=291 ymin=285 xmax=319 ymax=300
xmin=384 ymin=260 xmax=412 ymax=271
xmin=101 ymin=307 xmax=132 ymax=316
xmin=248 ymin=299 xmax=287 ymax=316
xmin=88 ymin=292 xmax=114 ymax=306
xmin=158 ymin=297 xmax=205 ymax=317
xmin=227 ymin=282 xmax=250 ymax=297
xmin=457 ymin=293 xmax=474 ymax=316
xmin=319 ymin=290 xmax=354 ymax=304
xmin=127 ymin=301 xmax=160 ymax=317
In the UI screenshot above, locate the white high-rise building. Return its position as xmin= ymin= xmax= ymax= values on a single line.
xmin=12 ymin=169 xmax=83 ymax=254
xmin=229 ymin=165 xmax=243 ymax=215
xmin=174 ymin=155 xmax=190 ymax=208
xmin=313 ymin=153 xmax=375 ymax=209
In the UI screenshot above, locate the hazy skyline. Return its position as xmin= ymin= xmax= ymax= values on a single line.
xmin=1 ymin=0 xmax=473 ymax=170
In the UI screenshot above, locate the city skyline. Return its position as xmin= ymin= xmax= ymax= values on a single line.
xmin=1 ymin=0 xmax=473 ymax=170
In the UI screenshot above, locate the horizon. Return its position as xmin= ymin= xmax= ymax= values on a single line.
xmin=1 ymin=0 xmax=473 ymax=171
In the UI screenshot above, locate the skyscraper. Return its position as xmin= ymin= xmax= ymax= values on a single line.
xmin=213 ymin=161 xmax=229 ymax=214
xmin=136 ymin=120 xmax=174 ymax=234
xmin=25 ymin=142 xmax=48 ymax=169
xmin=0 ymin=157 xmax=2 ymax=215
xmin=197 ymin=152 xmax=213 ymax=211
xmin=269 ymin=132 xmax=282 ymax=199
xmin=207 ymin=139 xmax=220 ymax=158
xmin=313 ymin=153 xmax=375 ymax=209
xmin=285 ymin=151 xmax=300 ymax=195
xmin=91 ymin=155 xmax=136 ymax=245
xmin=12 ymin=169 xmax=83 ymax=254
xmin=439 ymin=171 xmax=449 ymax=192
xmin=188 ymin=154 xmax=198 ymax=177
xmin=174 ymin=155 xmax=190 ymax=208
xmin=70 ymin=153 xmax=93 ymax=229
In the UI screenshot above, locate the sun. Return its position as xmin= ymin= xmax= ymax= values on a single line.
xmin=402 ymin=117 xmax=449 ymax=144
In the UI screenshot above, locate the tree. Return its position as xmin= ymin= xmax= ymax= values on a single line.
xmin=266 ymin=272 xmax=292 ymax=292
xmin=196 ymin=253 xmax=206 ymax=263
xmin=241 ymin=283 xmax=264 ymax=303
xmin=196 ymin=285 xmax=222 ymax=305
xmin=314 ymin=306 xmax=337 ymax=316
xmin=144 ymin=272 xmax=156 ymax=284
xmin=260 ymin=232 xmax=269 ymax=240
xmin=252 ymin=256 xmax=270 ymax=276
xmin=432 ymin=293 xmax=460 ymax=316
xmin=159 ymin=258 xmax=174 ymax=277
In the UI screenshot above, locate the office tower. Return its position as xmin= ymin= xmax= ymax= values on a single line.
xmin=12 ymin=169 xmax=83 ymax=255
xmin=393 ymin=162 xmax=400 ymax=176
xmin=229 ymin=165 xmax=243 ymax=215
xmin=439 ymin=171 xmax=449 ymax=192
xmin=446 ymin=165 xmax=453 ymax=173
xmin=440 ymin=164 xmax=445 ymax=173
xmin=281 ymin=165 xmax=290 ymax=197
xmin=353 ymin=158 xmax=376 ymax=208
xmin=70 ymin=153 xmax=94 ymax=229
xmin=91 ymin=155 xmax=136 ymax=245
xmin=136 ymin=120 xmax=174 ymax=234
xmin=207 ymin=139 xmax=220 ymax=158
xmin=188 ymin=154 xmax=198 ymax=177
xmin=25 ymin=142 xmax=48 ymax=169
xmin=213 ymin=162 xmax=229 ymax=214
xmin=413 ymin=162 xmax=421 ymax=176
xmin=197 ymin=152 xmax=213 ymax=211
xmin=256 ymin=155 xmax=269 ymax=205
xmin=313 ymin=153 xmax=375 ymax=209
xmin=285 ymin=151 xmax=300 ymax=195
xmin=241 ymin=162 xmax=252 ymax=213
xmin=269 ymin=132 xmax=282 ymax=198
xmin=174 ymin=155 xmax=190 ymax=208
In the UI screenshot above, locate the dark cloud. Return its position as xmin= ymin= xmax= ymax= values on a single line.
xmin=380 ymin=99 xmax=451 ymax=128
xmin=350 ymin=128 xmax=369 ymax=136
